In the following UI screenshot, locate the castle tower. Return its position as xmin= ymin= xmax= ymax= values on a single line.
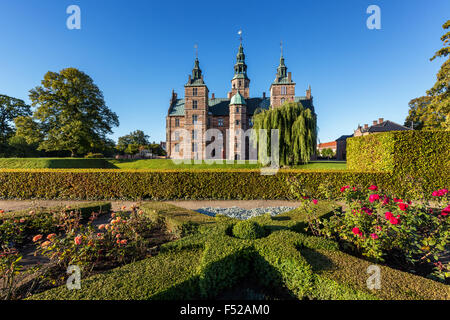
xmin=270 ymin=44 xmax=296 ymax=108
xmin=228 ymin=92 xmax=247 ymax=160
xmin=228 ymin=38 xmax=250 ymax=99
xmin=184 ymin=57 xmax=209 ymax=160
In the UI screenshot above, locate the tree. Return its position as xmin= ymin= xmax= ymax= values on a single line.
xmin=252 ymin=101 xmax=317 ymax=166
xmin=0 ymin=94 xmax=31 ymax=144
xmin=405 ymin=20 xmax=450 ymax=130
xmin=15 ymin=68 xmax=119 ymax=156
xmin=320 ymin=148 xmax=335 ymax=159
xmin=116 ymin=130 xmax=150 ymax=154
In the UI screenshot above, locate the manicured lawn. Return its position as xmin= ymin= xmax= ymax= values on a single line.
xmin=0 ymin=158 xmax=347 ymax=170
xmin=110 ymin=159 xmax=347 ymax=170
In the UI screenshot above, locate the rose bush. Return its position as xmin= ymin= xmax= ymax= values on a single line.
xmin=34 ymin=206 xmax=164 ymax=274
xmin=315 ymin=185 xmax=449 ymax=282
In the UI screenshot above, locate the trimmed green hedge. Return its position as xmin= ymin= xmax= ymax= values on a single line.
xmin=347 ymin=131 xmax=450 ymax=194
xmin=29 ymin=201 xmax=449 ymax=300
xmin=0 ymin=158 xmax=116 ymax=169
xmin=0 ymin=169 xmax=393 ymax=200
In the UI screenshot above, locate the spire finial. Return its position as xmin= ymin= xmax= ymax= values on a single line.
xmin=238 ymin=29 xmax=243 ymax=43
xmin=280 ymin=40 xmax=283 ymax=57
xmin=194 ymin=43 xmax=198 ymax=59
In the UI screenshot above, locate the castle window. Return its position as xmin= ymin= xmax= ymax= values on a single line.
xmin=192 ymin=100 xmax=198 ymax=109
xmin=236 ymin=107 xmax=239 ymax=113
xmin=175 ymin=144 xmax=180 ymax=152
xmin=236 ymin=120 xmax=240 ymax=125
xmin=281 ymin=86 xmax=287 ymax=95
xmin=192 ymin=130 xmax=197 ymax=141
xmin=218 ymin=118 xmax=224 ymax=126
xmin=193 ymin=88 xmax=197 ymax=96
xmin=238 ymin=80 xmax=242 ymax=87
xmin=175 ymin=118 xmax=180 ymax=127
xmin=174 ymin=131 xmax=180 ymax=140
xmin=192 ymin=143 xmax=198 ymax=152
xmin=192 ymin=115 xmax=198 ymax=124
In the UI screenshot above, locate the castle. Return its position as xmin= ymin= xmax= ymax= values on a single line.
xmin=166 ymin=41 xmax=315 ymax=160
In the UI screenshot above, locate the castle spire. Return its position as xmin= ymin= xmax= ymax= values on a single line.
xmin=233 ymin=30 xmax=248 ymax=80
xmin=186 ymin=44 xmax=205 ymax=85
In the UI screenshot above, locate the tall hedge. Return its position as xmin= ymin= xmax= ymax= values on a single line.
xmin=0 ymin=169 xmax=392 ymax=200
xmin=347 ymin=131 xmax=450 ymax=195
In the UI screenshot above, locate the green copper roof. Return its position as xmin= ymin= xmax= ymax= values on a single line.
xmin=230 ymin=92 xmax=246 ymax=105
xmin=168 ymin=96 xmax=313 ymax=117
xmin=234 ymin=43 xmax=249 ymax=80
xmin=273 ymin=55 xmax=294 ymax=85
xmin=186 ymin=58 xmax=206 ymax=86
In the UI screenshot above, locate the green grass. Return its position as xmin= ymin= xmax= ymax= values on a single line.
xmin=0 ymin=158 xmax=347 ymax=170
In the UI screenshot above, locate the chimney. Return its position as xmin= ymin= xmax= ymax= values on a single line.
xmin=364 ymin=124 xmax=369 ymax=130
xmin=378 ymin=118 xmax=384 ymax=124
xmin=211 ymin=93 xmax=215 ymax=99
xmin=263 ymin=92 xmax=266 ymax=99
xmin=373 ymin=120 xmax=378 ymax=126
xmin=188 ymin=75 xmax=191 ymax=83
xmin=288 ymin=72 xmax=292 ymax=82
xmin=306 ymin=85 xmax=311 ymax=99
xmin=170 ymin=90 xmax=177 ymax=103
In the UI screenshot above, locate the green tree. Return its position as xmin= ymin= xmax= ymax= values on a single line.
xmin=148 ymin=143 xmax=167 ymax=156
xmin=0 ymin=94 xmax=31 ymax=144
xmin=15 ymin=68 xmax=119 ymax=156
xmin=320 ymin=148 xmax=335 ymax=159
xmin=405 ymin=20 xmax=450 ymax=130
xmin=252 ymin=101 xmax=317 ymax=166
xmin=116 ymin=130 xmax=150 ymax=153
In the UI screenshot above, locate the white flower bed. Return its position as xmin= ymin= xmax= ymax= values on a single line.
xmin=195 ymin=206 xmax=297 ymax=220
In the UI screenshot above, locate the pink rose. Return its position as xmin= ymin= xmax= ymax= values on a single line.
xmin=369 ymin=194 xmax=380 ymax=203
xmin=74 ymin=236 xmax=82 ymax=245
xmin=370 ymin=233 xmax=379 ymax=240
xmin=368 ymin=185 xmax=378 ymax=191
xmin=385 ymin=212 xmax=394 ymax=220
xmin=312 ymin=199 xmax=318 ymax=205
xmin=389 ymin=217 xmax=400 ymax=225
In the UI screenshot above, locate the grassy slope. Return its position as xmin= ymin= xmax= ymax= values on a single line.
xmin=0 ymin=158 xmax=346 ymax=170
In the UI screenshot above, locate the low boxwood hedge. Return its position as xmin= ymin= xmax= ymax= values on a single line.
xmin=0 ymin=202 xmax=111 ymax=221
xmin=0 ymin=169 xmax=394 ymax=200
xmin=29 ymin=202 xmax=449 ymax=300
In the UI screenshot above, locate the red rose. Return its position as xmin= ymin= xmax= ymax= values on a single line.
xmin=369 ymin=194 xmax=380 ymax=203
xmin=390 ymin=217 xmax=400 ymax=225
xmin=398 ymin=203 xmax=408 ymax=211
xmin=385 ymin=212 xmax=394 ymax=220
xmin=368 ymin=185 xmax=378 ymax=191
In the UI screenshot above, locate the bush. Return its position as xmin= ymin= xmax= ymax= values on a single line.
xmin=347 ymin=131 xmax=450 ymax=196
xmin=0 ymin=202 xmax=111 ymax=246
xmin=232 ymin=220 xmax=266 ymax=239
xmin=314 ymin=185 xmax=450 ymax=282
xmin=0 ymin=169 xmax=393 ymax=200
xmin=84 ymin=153 xmax=104 ymax=159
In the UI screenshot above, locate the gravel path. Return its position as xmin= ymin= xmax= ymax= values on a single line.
xmin=0 ymin=200 xmax=302 ymax=213
xmin=195 ymin=206 xmax=297 ymax=220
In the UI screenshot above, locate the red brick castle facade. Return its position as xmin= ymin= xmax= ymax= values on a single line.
xmin=166 ymin=42 xmax=314 ymax=160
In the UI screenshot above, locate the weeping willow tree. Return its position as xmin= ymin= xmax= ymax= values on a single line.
xmin=252 ymin=102 xmax=317 ymax=166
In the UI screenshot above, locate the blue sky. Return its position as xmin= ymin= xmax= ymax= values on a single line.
xmin=0 ymin=0 xmax=448 ymax=144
